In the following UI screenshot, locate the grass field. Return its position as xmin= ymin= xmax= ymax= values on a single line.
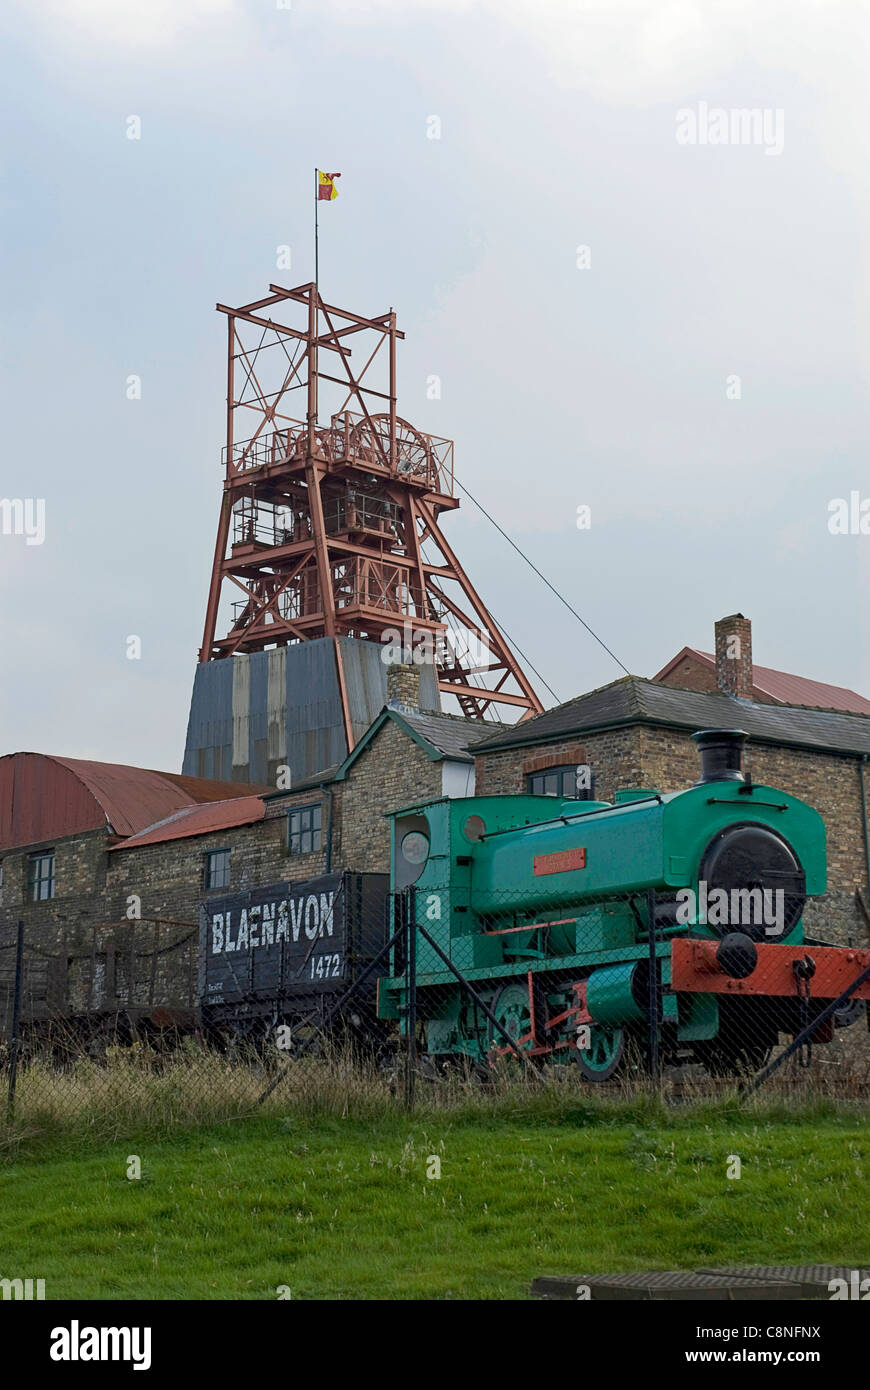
xmin=2 ymin=1097 xmax=869 ymax=1299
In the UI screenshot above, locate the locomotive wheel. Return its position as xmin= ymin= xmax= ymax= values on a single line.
xmin=573 ymin=1023 xmax=626 ymax=1083
xmin=487 ymin=982 xmax=535 ymax=1061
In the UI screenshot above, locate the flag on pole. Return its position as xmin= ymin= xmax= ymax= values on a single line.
xmin=317 ymin=170 xmax=341 ymax=201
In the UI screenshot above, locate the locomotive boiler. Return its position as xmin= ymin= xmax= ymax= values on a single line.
xmin=378 ymin=729 xmax=870 ymax=1079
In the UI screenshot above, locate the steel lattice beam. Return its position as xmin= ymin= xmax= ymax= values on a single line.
xmin=197 ymin=285 xmax=543 ymax=737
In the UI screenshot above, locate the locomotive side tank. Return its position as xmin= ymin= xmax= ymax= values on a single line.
xmin=378 ymin=730 xmax=870 ymax=1079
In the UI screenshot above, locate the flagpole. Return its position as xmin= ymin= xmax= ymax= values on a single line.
xmin=313 ymin=167 xmax=319 ymax=439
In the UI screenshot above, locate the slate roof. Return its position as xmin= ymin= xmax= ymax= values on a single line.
xmin=327 ymin=705 xmax=501 ymax=779
xmin=654 ymin=646 xmax=870 ymax=717
xmin=396 ymin=708 xmax=502 ymax=761
xmin=469 ymin=676 xmax=870 ymax=758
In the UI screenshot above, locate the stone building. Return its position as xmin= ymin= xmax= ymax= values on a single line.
xmin=0 ymin=754 xmax=266 ymax=942
xmin=0 ymin=666 xmax=490 ymax=1024
xmin=0 ymin=757 xmax=269 ymax=1024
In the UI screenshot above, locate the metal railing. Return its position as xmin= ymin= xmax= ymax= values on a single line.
xmin=223 ymin=415 xmax=455 ymax=495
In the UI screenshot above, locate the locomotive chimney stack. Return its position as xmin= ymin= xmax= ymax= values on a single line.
xmin=714 ymin=613 xmax=754 ymax=699
xmin=692 ymin=728 xmax=747 ymax=784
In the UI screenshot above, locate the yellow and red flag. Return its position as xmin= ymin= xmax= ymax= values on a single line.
xmin=317 ymin=170 xmax=341 ymax=201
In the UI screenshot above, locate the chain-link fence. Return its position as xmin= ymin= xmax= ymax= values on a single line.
xmin=376 ymin=885 xmax=870 ymax=1098
xmin=3 ymin=878 xmax=870 ymax=1142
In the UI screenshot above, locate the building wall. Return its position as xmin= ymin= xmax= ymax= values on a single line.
xmin=656 ymin=653 xmax=720 ymax=696
xmin=338 ymin=720 xmax=443 ymax=873
xmin=107 ymin=820 xmax=285 ymax=928
xmin=656 ymin=651 xmax=780 ymax=706
xmin=474 ymin=728 xmax=645 ymax=802
xmin=0 ymin=829 xmax=112 ymax=1023
xmin=442 ymin=759 xmax=475 ymax=799
xmin=0 ymin=830 xmax=110 ymax=957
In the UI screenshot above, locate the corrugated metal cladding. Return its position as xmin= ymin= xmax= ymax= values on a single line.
xmin=182 ymin=638 xmax=441 ymax=790
xmin=182 ymin=657 xmax=234 ymax=782
xmin=339 ymin=636 xmax=439 ymax=742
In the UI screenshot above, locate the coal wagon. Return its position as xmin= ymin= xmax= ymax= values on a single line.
xmin=199 ymin=870 xmax=389 ymax=1047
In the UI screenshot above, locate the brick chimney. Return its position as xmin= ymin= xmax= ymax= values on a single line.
xmin=386 ymin=662 xmax=421 ymax=712
xmin=714 ymin=614 xmax=754 ymax=700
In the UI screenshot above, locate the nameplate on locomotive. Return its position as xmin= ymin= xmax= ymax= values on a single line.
xmin=533 ymin=847 xmax=587 ymax=875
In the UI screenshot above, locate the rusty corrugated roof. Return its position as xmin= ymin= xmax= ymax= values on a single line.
xmin=110 ymin=795 xmax=266 ymax=850
xmin=0 ymin=752 xmax=269 ymax=851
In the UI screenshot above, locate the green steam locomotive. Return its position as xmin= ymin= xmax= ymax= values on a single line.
xmin=377 ymin=730 xmax=869 ymax=1079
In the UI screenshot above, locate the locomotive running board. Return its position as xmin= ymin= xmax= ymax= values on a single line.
xmin=671 ymin=937 xmax=870 ymax=998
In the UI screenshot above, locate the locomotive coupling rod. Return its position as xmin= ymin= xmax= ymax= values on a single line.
xmin=415 ymin=923 xmax=542 ymax=1079
xmin=741 ymin=954 xmax=870 ymax=1099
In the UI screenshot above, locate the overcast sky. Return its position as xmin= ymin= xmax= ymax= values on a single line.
xmin=2 ymin=0 xmax=869 ymax=770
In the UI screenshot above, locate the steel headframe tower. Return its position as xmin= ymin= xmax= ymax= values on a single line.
xmin=198 ymin=283 xmax=542 ymax=741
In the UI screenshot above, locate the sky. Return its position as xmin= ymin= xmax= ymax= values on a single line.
xmin=2 ymin=0 xmax=869 ymax=770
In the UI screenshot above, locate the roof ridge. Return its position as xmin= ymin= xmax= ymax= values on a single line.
xmin=467 ymin=673 xmax=870 ymax=757
xmin=626 ymin=675 xmax=646 ymax=717
xmin=653 ymin=681 xmax=870 ymax=723
xmin=659 ymin=650 xmax=870 ymax=717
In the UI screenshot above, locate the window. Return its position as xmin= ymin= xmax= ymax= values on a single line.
xmin=526 ymin=765 xmax=595 ymax=800
xmin=28 ymin=851 xmax=55 ymax=901
xmin=289 ymin=803 xmax=322 ymax=855
xmin=204 ymin=849 xmax=231 ymax=891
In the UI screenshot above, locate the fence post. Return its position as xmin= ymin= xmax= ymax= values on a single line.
xmin=6 ymin=920 xmax=25 ymax=1123
xmin=404 ymin=886 xmax=417 ymax=1110
xmin=646 ymin=889 xmax=660 ymax=1087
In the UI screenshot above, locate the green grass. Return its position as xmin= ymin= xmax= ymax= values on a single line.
xmin=2 ymin=1104 xmax=869 ymax=1299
